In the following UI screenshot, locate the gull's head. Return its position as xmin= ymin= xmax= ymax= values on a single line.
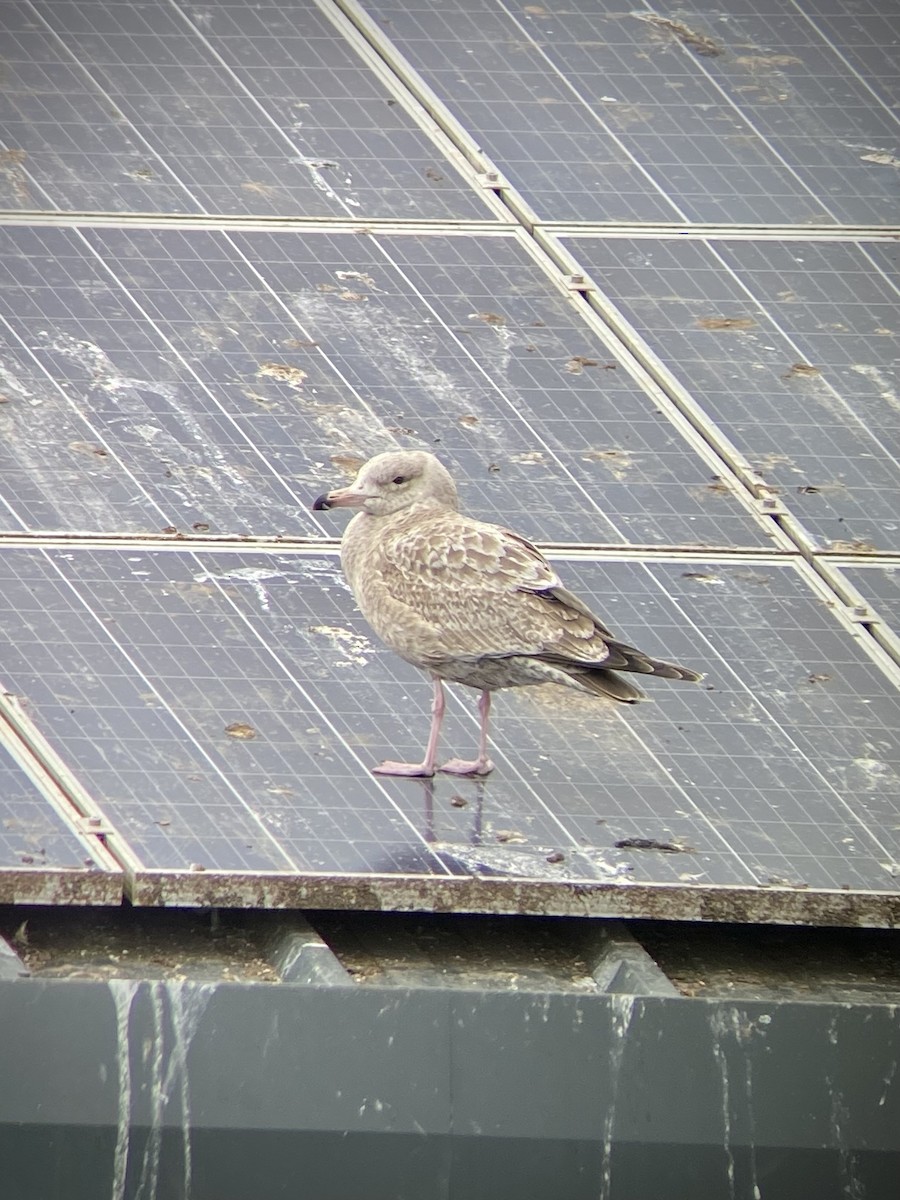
xmin=312 ymin=450 xmax=459 ymax=517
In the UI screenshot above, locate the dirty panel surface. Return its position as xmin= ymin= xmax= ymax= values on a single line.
xmin=562 ymin=236 xmax=900 ymax=553
xmin=0 ymin=0 xmax=491 ymax=219
xmin=0 ymin=547 xmax=897 ymax=904
xmin=0 ymin=224 xmax=773 ymax=548
xmin=0 ymin=745 xmax=97 ymax=876
xmin=838 ymin=562 xmax=900 ymax=633
xmin=355 ymin=0 xmax=900 ymax=224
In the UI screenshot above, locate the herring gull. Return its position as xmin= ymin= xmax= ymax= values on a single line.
xmin=313 ymin=450 xmax=701 ymax=777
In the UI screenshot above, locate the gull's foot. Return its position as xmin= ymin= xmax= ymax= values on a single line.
xmin=439 ymin=757 xmax=494 ymax=777
xmin=372 ymin=760 xmax=435 ymax=778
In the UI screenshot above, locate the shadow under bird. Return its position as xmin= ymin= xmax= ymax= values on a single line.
xmin=313 ymin=451 xmax=702 ymax=777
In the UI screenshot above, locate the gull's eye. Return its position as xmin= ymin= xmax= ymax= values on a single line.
xmin=392 ymin=475 xmax=407 ymax=485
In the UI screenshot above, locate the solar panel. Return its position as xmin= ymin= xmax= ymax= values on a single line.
xmin=0 ymin=545 xmax=896 ymax=917
xmin=0 ymin=0 xmax=493 ymax=219
xmin=0 ymin=0 xmax=896 ymax=927
xmin=835 ymin=561 xmax=900 ymax=633
xmin=0 ymin=735 xmax=122 ymax=902
xmin=0 ymin=223 xmax=775 ymax=548
xmin=559 ymin=236 xmax=900 ymax=553
xmin=350 ymin=0 xmax=899 ymax=224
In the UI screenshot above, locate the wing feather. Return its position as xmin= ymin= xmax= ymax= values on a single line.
xmin=357 ymin=510 xmax=617 ymax=667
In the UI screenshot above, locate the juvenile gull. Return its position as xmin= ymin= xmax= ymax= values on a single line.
xmin=313 ymin=451 xmax=701 ymax=777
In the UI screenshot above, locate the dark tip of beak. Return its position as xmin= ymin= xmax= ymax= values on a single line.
xmin=312 ymin=494 xmax=332 ymax=511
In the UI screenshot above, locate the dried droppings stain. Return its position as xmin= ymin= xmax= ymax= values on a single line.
xmin=582 ymin=447 xmax=634 ymax=480
xmin=283 ymin=338 xmax=319 ymax=349
xmin=806 ymin=673 xmax=832 ymax=685
xmin=330 ymin=452 xmax=365 ymax=475
xmin=735 ymin=54 xmax=802 ymax=69
xmin=335 ymin=270 xmax=376 ymax=287
xmin=424 ymin=167 xmax=444 ymax=181
xmin=734 ymin=571 xmax=777 ymax=590
xmin=732 ymin=571 xmax=773 ymax=587
xmin=705 ymin=477 xmax=731 ymax=494
xmin=752 ymin=452 xmax=795 ymax=470
xmin=316 ymin=283 xmax=338 ymax=293
xmin=69 ymin=441 xmax=109 ymax=459
xmin=682 ymin=571 xmax=719 ymax=582
xmin=258 ymin=362 xmax=307 ymax=386
xmin=471 ymin=311 xmax=507 ymax=326
xmin=449 ymin=795 xmax=468 ymax=808
xmin=635 ymin=14 xmax=723 ymax=57
xmin=458 ymin=414 xmax=480 ymax=427
xmin=495 ymin=830 xmax=527 ymax=844
xmin=615 ymin=837 xmax=695 ymax=854
xmin=827 ymin=538 xmax=879 ymax=554
xmin=783 ymin=362 xmax=820 ymax=379
xmin=0 ymin=394 xmax=10 ymax=404
xmin=241 ymin=181 xmax=278 ymax=197
xmin=797 ymin=482 xmax=845 ymax=495
xmin=0 ymin=148 xmax=29 ymax=202
xmin=861 ymin=151 xmax=900 ymax=168
xmin=338 ymin=290 xmax=367 ymax=302
xmin=530 ymin=319 xmax=546 ymax=327
xmin=565 ymin=355 xmax=600 ymax=373
xmin=510 ymin=450 xmax=545 ymax=464
xmin=696 ymin=316 xmax=756 ymax=330
xmin=524 ymin=4 xmax=546 ymax=13
xmin=225 ymin=722 xmax=257 ymax=740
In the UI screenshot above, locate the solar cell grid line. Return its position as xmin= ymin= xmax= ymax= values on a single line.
xmin=0 ymin=310 xmax=185 ymax=534
xmin=0 ymin=742 xmax=104 ymax=873
xmin=556 ymin=234 xmax=900 ymax=555
xmin=17 ymin=544 xmax=900 ymax=892
xmin=186 ymin=546 xmax=787 ymax=881
xmin=0 ymin=547 xmax=307 ymax=873
xmin=2 ymin=0 xmax=499 ymax=220
xmin=107 ymin=549 xmax=900 ymax=897
xmin=336 ymin=0 xmax=691 ymax=225
xmin=774 ymin=0 xmax=900 ymax=129
xmin=840 ymin=561 xmax=900 ymax=638
xmin=0 ymin=223 xmax=336 ymax=536
xmin=0 ymin=546 xmax=457 ymax=877
xmin=641 ymin=555 xmax=900 ymax=874
xmin=0 ymin=1 xmax=200 ymax=216
xmin=0 ymin=222 xmax=779 ymax=549
xmin=219 ymin=225 xmax=779 ymax=549
xmin=184 ymin=549 xmax=604 ymax=860
xmin=342 ymin=0 xmax=900 ymax=225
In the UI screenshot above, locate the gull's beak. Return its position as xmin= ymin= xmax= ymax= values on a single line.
xmin=312 ymin=485 xmax=370 ymax=511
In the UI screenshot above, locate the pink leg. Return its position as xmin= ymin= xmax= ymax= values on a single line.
xmin=372 ymin=676 xmax=444 ymax=777
xmin=440 ymin=689 xmax=495 ymax=777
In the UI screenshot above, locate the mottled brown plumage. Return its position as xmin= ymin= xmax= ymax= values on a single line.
xmin=313 ymin=450 xmax=701 ymax=776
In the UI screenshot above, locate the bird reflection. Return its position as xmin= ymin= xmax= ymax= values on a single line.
xmin=416 ymin=774 xmax=487 ymax=847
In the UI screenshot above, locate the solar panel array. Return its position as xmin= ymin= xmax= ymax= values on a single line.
xmin=1 ymin=0 xmax=897 ymax=922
